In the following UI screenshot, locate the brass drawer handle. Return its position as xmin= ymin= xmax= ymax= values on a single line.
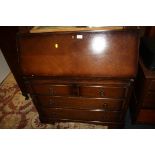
xmin=103 ymin=103 xmax=107 ymax=109
xmin=99 ymin=89 xmax=104 ymax=97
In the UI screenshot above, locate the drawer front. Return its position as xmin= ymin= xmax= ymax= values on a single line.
xmin=31 ymin=84 xmax=72 ymax=96
xmin=80 ymin=86 xmax=126 ymax=98
xmin=26 ymin=81 xmax=128 ymax=99
xmin=143 ymin=92 xmax=155 ymax=108
xmin=36 ymin=96 xmax=124 ymax=111
xmin=149 ymin=80 xmax=155 ymax=91
xmin=41 ymin=108 xmax=121 ymax=122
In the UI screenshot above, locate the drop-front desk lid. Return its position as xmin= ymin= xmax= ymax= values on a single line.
xmin=18 ymin=27 xmax=139 ymax=78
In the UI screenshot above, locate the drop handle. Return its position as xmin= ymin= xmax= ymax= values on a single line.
xmin=103 ymin=103 xmax=107 ymax=109
xmin=99 ymin=89 xmax=104 ymax=97
xmin=49 ymin=98 xmax=54 ymax=105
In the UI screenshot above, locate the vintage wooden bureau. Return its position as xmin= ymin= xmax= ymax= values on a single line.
xmin=0 ymin=27 xmax=139 ymax=128
xmin=130 ymin=58 xmax=155 ymax=124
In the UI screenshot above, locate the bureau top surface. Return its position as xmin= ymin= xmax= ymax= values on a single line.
xmin=18 ymin=30 xmax=139 ymax=78
xmin=19 ymin=26 xmax=124 ymax=34
xmin=29 ymin=26 xmax=124 ymax=33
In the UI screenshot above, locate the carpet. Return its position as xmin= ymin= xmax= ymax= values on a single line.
xmin=0 ymin=73 xmax=107 ymax=129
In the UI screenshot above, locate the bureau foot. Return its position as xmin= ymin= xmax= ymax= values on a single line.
xmin=39 ymin=117 xmax=55 ymax=125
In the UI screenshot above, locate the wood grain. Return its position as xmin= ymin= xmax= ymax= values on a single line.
xmin=18 ymin=30 xmax=139 ymax=78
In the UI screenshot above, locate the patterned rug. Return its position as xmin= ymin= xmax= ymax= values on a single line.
xmin=0 ymin=73 xmax=107 ymax=129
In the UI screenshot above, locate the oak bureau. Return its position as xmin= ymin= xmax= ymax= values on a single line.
xmin=0 ymin=27 xmax=139 ymax=128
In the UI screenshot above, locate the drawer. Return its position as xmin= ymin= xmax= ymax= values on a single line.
xmin=41 ymin=108 xmax=121 ymax=122
xmin=26 ymin=81 xmax=128 ymax=99
xmin=36 ymin=96 xmax=124 ymax=111
xmin=143 ymin=91 xmax=155 ymax=108
xmin=30 ymin=84 xmax=72 ymax=96
xmin=149 ymin=80 xmax=155 ymax=91
xmin=79 ymin=85 xmax=126 ymax=98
